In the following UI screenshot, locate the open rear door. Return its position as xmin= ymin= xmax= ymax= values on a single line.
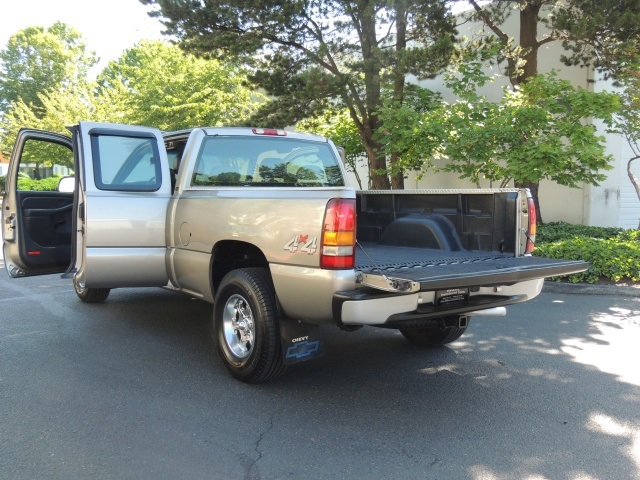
xmin=73 ymin=121 xmax=171 ymax=288
xmin=2 ymin=129 xmax=75 ymax=277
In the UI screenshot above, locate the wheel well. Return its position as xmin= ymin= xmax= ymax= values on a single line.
xmin=211 ymin=241 xmax=269 ymax=294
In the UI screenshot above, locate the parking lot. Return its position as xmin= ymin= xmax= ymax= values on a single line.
xmin=1 ymin=266 xmax=639 ymax=479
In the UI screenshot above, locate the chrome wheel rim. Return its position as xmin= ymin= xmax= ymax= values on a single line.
xmin=222 ymin=294 xmax=255 ymax=359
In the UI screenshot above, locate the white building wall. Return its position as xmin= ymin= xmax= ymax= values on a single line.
xmin=588 ymin=76 xmax=640 ymax=228
xmin=538 ymin=180 xmax=586 ymax=225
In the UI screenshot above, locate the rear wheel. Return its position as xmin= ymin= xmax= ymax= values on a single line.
xmin=400 ymin=317 xmax=468 ymax=347
xmin=213 ymin=268 xmax=286 ymax=383
xmin=73 ymin=277 xmax=111 ymax=303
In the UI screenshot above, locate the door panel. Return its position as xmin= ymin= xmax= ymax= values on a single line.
xmin=17 ymin=191 xmax=73 ymax=269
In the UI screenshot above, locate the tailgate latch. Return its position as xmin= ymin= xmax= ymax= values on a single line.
xmin=357 ymin=272 xmax=420 ymax=293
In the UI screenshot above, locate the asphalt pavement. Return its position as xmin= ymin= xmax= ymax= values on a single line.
xmin=1 ymin=256 xmax=639 ymax=479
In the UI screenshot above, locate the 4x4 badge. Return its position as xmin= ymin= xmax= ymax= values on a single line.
xmin=284 ymin=234 xmax=318 ymax=254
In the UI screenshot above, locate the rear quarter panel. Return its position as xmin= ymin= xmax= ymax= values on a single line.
xmin=170 ymin=187 xmax=356 ymax=321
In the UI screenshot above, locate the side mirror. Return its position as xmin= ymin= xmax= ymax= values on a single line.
xmin=58 ymin=176 xmax=75 ymax=193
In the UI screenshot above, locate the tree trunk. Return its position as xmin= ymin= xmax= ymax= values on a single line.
xmin=516 ymin=1 xmax=542 ymax=86
xmin=389 ymin=0 xmax=407 ymax=190
xmin=627 ymin=156 xmax=640 ymax=228
xmin=390 ymin=156 xmax=404 ymax=189
xmin=514 ymin=2 xmax=543 ymax=220
xmin=359 ymin=2 xmax=391 ymax=190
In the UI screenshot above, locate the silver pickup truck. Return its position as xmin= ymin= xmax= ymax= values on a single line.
xmin=2 ymin=122 xmax=587 ymax=382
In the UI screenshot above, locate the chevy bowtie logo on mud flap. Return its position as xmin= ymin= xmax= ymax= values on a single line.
xmin=286 ymin=340 xmax=320 ymax=360
xmin=280 ymin=319 xmax=325 ymax=365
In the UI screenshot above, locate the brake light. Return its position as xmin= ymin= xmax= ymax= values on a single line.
xmin=252 ymin=128 xmax=287 ymax=136
xmin=321 ymin=198 xmax=356 ymax=269
xmin=525 ymin=195 xmax=537 ymax=254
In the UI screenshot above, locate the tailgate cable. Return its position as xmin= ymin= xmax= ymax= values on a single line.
xmin=355 ymin=241 xmax=413 ymax=291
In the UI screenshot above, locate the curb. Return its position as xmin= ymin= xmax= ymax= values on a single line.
xmin=542 ymin=281 xmax=640 ymax=297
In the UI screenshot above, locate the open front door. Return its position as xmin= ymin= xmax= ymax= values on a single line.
xmin=2 ymin=129 xmax=75 ymax=277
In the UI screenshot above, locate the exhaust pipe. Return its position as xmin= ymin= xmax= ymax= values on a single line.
xmin=467 ymin=307 xmax=507 ymax=318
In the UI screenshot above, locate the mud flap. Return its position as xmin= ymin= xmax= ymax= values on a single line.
xmin=279 ymin=318 xmax=325 ymax=365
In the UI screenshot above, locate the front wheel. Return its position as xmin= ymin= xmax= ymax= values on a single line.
xmin=73 ymin=277 xmax=111 ymax=303
xmin=213 ymin=268 xmax=286 ymax=383
xmin=400 ymin=317 xmax=469 ymax=347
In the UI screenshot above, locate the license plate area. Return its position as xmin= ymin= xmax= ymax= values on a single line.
xmin=435 ymin=287 xmax=469 ymax=305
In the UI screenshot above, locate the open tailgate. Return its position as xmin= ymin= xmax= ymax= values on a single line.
xmin=355 ymin=244 xmax=588 ymax=293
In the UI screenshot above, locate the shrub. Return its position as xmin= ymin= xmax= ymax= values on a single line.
xmin=16 ymin=174 xmax=62 ymax=191
xmin=535 ymin=223 xmax=640 ymax=283
xmin=536 ymin=221 xmax=624 ymax=243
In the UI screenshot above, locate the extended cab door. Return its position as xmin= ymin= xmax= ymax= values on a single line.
xmin=2 ymin=122 xmax=171 ymax=288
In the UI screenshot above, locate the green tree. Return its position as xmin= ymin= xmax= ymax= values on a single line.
xmin=0 ymin=22 xmax=97 ymax=115
xmin=462 ymin=0 xmax=640 ymax=87
xmin=0 ymin=40 xmax=262 ymax=164
xmin=299 ymin=85 xmax=442 ymax=189
xmin=380 ymin=59 xmax=620 ymax=223
xmin=0 ymin=82 xmax=108 ymax=166
xmin=97 ymin=41 xmax=260 ymax=131
xmin=140 ymin=0 xmax=457 ymax=189
xmin=458 ymin=0 xmax=640 ymax=215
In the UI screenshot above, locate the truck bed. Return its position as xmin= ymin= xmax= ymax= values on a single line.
xmin=355 ymin=243 xmax=588 ymax=291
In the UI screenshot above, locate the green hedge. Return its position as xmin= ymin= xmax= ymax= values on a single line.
xmin=535 ymin=222 xmax=626 ymax=243
xmin=17 ymin=175 xmax=63 ymax=191
xmin=534 ymin=222 xmax=640 ymax=283
xmin=1 ymin=174 xmax=64 ymax=194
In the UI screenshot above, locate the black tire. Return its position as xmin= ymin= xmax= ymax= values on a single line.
xmin=400 ymin=317 xmax=468 ymax=347
xmin=213 ymin=268 xmax=286 ymax=383
xmin=73 ymin=277 xmax=111 ymax=303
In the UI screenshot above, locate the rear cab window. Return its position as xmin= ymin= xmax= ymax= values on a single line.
xmin=191 ymin=136 xmax=344 ymax=188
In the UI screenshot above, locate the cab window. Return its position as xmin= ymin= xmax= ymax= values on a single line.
xmin=90 ymin=132 xmax=161 ymax=191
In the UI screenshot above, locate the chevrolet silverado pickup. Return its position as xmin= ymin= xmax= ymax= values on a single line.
xmin=2 ymin=122 xmax=587 ymax=382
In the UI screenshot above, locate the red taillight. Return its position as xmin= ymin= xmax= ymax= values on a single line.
xmin=252 ymin=128 xmax=287 ymax=136
xmin=525 ymin=196 xmax=537 ymax=254
xmin=321 ymin=198 xmax=356 ymax=269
